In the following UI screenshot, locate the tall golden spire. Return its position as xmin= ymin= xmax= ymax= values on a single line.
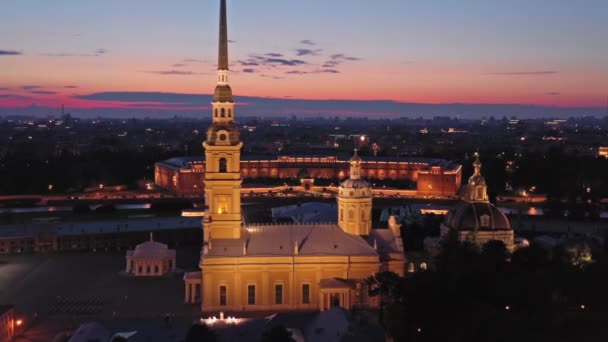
xmin=218 ymin=0 xmax=229 ymax=71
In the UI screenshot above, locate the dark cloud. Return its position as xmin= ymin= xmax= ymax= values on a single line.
xmin=64 ymin=91 xmax=607 ymax=120
xmin=489 ymin=71 xmax=557 ymax=76
xmin=0 ymin=94 xmax=10 ymax=98
xmin=322 ymin=60 xmax=340 ymax=68
xmin=242 ymin=68 xmax=256 ymax=73
xmin=249 ymin=54 xmax=307 ymax=67
xmin=265 ymin=53 xmax=283 ymax=57
xmin=331 ymin=54 xmax=361 ymax=61
xmin=260 ymin=74 xmax=284 ymax=80
xmin=296 ymin=48 xmax=322 ymax=56
xmin=143 ymin=70 xmax=201 ymax=76
xmin=0 ymin=50 xmax=22 ymax=56
xmin=545 ymin=92 xmax=561 ymax=95
xmin=0 ymin=87 xmax=9 ymax=91
xmin=64 ymin=85 xmax=79 ymax=89
xmin=29 ymin=90 xmax=58 ymax=95
xmin=42 ymin=48 xmax=108 ymax=57
xmin=182 ymin=58 xmax=205 ymax=63
xmin=285 ymin=69 xmax=339 ymax=76
xmin=239 ymin=60 xmax=259 ymax=66
xmin=286 ymin=71 xmax=308 ymax=75
xmin=300 ymin=40 xmax=316 ymax=46
xmin=171 ymin=63 xmax=187 ymax=67
xmin=22 ymin=85 xmax=42 ymax=90
xmin=228 ymin=40 xmax=236 ymax=43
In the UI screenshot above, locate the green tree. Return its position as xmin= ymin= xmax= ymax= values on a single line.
xmin=185 ymin=323 xmax=217 ymax=342
xmin=365 ymin=271 xmax=403 ymax=326
xmin=261 ymin=325 xmax=294 ymax=342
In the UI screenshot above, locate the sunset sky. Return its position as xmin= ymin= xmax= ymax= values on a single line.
xmin=1 ymin=0 xmax=607 ymax=117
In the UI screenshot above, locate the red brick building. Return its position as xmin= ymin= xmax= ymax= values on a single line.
xmin=155 ymin=155 xmax=462 ymax=197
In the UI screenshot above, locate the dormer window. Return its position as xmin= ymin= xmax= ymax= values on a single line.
xmin=480 ymin=214 xmax=490 ymax=227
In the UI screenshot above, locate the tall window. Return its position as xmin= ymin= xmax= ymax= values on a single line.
xmin=340 ymin=209 xmax=344 ymax=222
xmin=219 ymin=158 xmax=227 ymax=173
xmin=275 ymin=284 xmax=283 ymax=305
xmin=221 ymin=108 xmax=226 ymax=117
xmin=247 ymin=285 xmax=256 ymax=305
xmin=302 ymin=283 xmax=310 ymax=304
xmin=219 ymin=285 xmax=227 ymax=306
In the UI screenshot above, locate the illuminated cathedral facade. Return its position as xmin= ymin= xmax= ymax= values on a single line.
xmin=184 ymin=0 xmax=405 ymax=312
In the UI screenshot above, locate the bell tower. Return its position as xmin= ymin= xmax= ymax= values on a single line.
xmin=337 ymin=150 xmax=373 ymax=236
xmin=203 ymin=0 xmax=243 ymax=240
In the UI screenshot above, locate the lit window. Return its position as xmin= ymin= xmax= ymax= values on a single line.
xmin=275 ymin=284 xmax=283 ymax=305
xmin=248 ymin=284 xmax=256 ymax=305
xmin=219 ymin=285 xmax=227 ymax=306
xmin=302 ymin=284 xmax=310 ymax=304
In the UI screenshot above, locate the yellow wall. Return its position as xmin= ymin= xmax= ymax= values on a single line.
xmin=200 ymin=255 xmax=380 ymax=312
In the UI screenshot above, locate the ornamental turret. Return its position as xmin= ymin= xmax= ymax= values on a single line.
xmin=337 ymin=150 xmax=372 ymax=235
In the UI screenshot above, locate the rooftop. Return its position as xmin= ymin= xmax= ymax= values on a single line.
xmin=205 ymin=224 xmax=378 ymax=258
xmin=0 ymin=216 xmax=201 ymax=239
xmin=157 ymin=154 xmax=460 ymax=171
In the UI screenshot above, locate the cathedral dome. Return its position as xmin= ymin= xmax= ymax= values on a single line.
xmin=340 ymin=178 xmax=370 ymax=189
xmin=443 ymin=201 xmax=511 ymax=232
xmin=213 ymin=85 xmax=234 ymax=103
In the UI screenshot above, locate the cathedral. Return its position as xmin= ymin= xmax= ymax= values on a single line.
xmin=183 ymin=0 xmax=405 ymax=312
xmin=440 ymin=155 xmax=515 ymax=249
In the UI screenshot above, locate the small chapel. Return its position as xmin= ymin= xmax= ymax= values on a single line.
xmin=184 ymin=0 xmax=405 ymax=312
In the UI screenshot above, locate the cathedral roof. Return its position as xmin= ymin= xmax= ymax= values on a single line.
xmin=130 ymin=235 xmax=175 ymax=259
xmin=443 ymin=201 xmax=511 ymax=232
xmin=213 ymin=85 xmax=234 ymax=103
xmin=340 ymin=178 xmax=370 ymax=189
xmin=204 ymin=224 xmax=378 ymax=258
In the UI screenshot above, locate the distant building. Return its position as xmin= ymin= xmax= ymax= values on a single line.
xmin=440 ymin=155 xmax=514 ymax=249
xmin=0 ymin=305 xmax=17 ymax=342
xmin=155 ymin=154 xmax=461 ymax=197
xmin=126 ymin=233 xmax=176 ymax=276
xmin=0 ymin=217 xmax=200 ymax=255
xmin=184 ymin=1 xmax=405 ymax=313
xmin=599 ymin=146 xmax=608 ymax=159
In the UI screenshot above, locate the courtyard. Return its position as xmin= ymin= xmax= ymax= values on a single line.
xmin=0 ymin=249 xmax=201 ymax=341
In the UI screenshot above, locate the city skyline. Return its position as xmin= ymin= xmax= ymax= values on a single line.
xmin=1 ymin=0 xmax=608 ymax=118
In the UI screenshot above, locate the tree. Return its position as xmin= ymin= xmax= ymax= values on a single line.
xmin=185 ymin=323 xmax=217 ymax=342
xmin=365 ymin=271 xmax=403 ymax=326
xmin=481 ymin=240 xmax=510 ymax=272
xmin=260 ymin=325 xmax=294 ymax=342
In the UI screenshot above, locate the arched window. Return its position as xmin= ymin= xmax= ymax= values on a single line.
xmin=215 ymin=109 xmax=219 ymax=117
xmin=221 ymin=108 xmax=226 ymax=117
xmin=228 ymin=109 xmax=232 ymax=117
xmin=219 ymin=158 xmax=228 ymax=173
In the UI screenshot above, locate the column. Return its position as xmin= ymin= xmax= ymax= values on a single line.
xmin=185 ymin=282 xmax=191 ymax=303
xmin=190 ymin=283 xmax=196 ymax=303
xmin=318 ymin=291 xmax=324 ymax=311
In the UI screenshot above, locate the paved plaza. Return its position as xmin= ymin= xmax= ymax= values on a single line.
xmin=0 ymin=249 xmax=201 ymax=341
